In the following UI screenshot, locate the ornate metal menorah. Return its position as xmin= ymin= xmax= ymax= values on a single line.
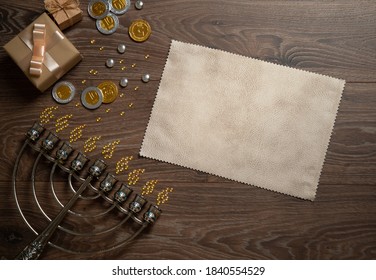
xmin=12 ymin=122 xmax=162 ymax=260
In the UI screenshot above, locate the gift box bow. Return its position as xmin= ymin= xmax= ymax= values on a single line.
xmin=45 ymin=0 xmax=81 ymax=27
xmin=45 ymin=0 xmax=80 ymax=16
xmin=19 ymin=20 xmax=66 ymax=80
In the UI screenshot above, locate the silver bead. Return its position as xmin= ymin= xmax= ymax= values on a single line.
xmin=141 ymin=73 xmax=150 ymax=83
xmin=117 ymin=44 xmax=126 ymax=54
xmin=135 ymin=0 xmax=144 ymax=10
xmin=120 ymin=77 xmax=128 ymax=88
xmin=105 ymin=58 xmax=115 ymax=68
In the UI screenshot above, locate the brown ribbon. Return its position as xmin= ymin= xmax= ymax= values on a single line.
xmin=30 ymin=23 xmax=46 ymax=77
xmin=44 ymin=0 xmax=80 ymax=26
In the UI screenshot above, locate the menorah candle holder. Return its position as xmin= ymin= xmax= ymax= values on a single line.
xmin=12 ymin=122 xmax=162 ymax=260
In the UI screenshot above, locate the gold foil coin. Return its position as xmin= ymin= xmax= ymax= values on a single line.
xmin=88 ymin=0 xmax=110 ymax=20
xmin=96 ymin=13 xmax=119 ymax=35
xmin=98 ymin=81 xmax=119 ymax=104
xmin=81 ymin=87 xmax=103 ymax=110
xmin=110 ymin=0 xmax=131 ymax=15
xmin=52 ymin=81 xmax=75 ymax=104
xmin=129 ymin=19 xmax=152 ymax=42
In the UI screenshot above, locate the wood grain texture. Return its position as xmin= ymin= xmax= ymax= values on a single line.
xmin=0 ymin=0 xmax=375 ymax=260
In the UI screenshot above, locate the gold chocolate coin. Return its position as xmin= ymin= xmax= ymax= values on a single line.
xmin=81 ymin=87 xmax=103 ymax=110
xmin=88 ymin=0 xmax=110 ymax=20
xmin=52 ymin=81 xmax=75 ymax=104
xmin=129 ymin=19 xmax=152 ymax=42
xmin=110 ymin=0 xmax=131 ymax=15
xmin=98 ymin=81 xmax=119 ymax=104
xmin=96 ymin=13 xmax=119 ymax=35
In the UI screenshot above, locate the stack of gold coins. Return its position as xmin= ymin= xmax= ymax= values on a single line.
xmin=80 ymin=81 xmax=119 ymax=109
xmin=88 ymin=0 xmax=132 ymax=35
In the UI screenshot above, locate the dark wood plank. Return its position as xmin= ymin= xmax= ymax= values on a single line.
xmin=0 ymin=0 xmax=375 ymax=260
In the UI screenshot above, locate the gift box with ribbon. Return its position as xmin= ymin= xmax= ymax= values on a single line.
xmin=44 ymin=0 xmax=83 ymax=30
xmin=3 ymin=13 xmax=82 ymax=92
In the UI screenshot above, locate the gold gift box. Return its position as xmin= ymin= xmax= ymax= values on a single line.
xmin=3 ymin=13 xmax=82 ymax=92
xmin=45 ymin=0 xmax=83 ymax=31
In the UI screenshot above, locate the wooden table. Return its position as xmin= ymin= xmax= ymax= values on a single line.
xmin=0 ymin=0 xmax=375 ymax=260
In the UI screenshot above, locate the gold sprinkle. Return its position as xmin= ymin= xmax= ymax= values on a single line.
xmin=40 ymin=106 xmax=58 ymax=125
xmin=89 ymin=69 xmax=94 ymax=74
xmin=131 ymin=63 xmax=136 ymax=68
xmin=141 ymin=180 xmax=158 ymax=196
xmin=93 ymin=70 xmax=98 ymax=75
xmin=96 ymin=117 xmax=102 ymax=122
xmin=119 ymin=59 xmax=124 ymax=64
xmin=90 ymin=39 xmax=96 ymax=44
xmin=115 ymin=156 xmax=133 ymax=174
xmin=55 ymin=114 xmax=73 ymax=133
xmin=102 ymin=140 xmax=121 ymax=159
xmin=120 ymin=111 xmax=125 ymax=116
xmin=106 ymin=108 xmax=111 ymax=113
xmin=144 ymin=54 xmax=150 ymax=59
xmin=75 ymin=102 xmax=80 ymax=107
xmin=156 ymin=187 xmax=174 ymax=206
xmin=127 ymin=168 xmax=145 ymax=185
xmin=84 ymin=136 xmax=101 ymax=153
xmin=119 ymin=93 xmax=124 ymax=98
xmin=134 ymin=86 xmax=139 ymax=91
xmin=69 ymin=124 xmax=86 ymax=143
xmin=99 ymin=46 xmax=104 ymax=51
xmin=82 ymin=79 xmax=87 ymax=84
xmin=128 ymin=103 xmax=134 ymax=108
xmin=121 ymin=66 xmax=126 ymax=71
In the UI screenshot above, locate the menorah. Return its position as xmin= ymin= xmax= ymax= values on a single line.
xmin=12 ymin=122 xmax=162 ymax=260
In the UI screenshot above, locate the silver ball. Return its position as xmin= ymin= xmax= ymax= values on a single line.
xmin=135 ymin=0 xmax=144 ymax=10
xmin=141 ymin=73 xmax=150 ymax=83
xmin=117 ymin=44 xmax=126 ymax=54
xmin=106 ymin=58 xmax=115 ymax=68
xmin=119 ymin=77 xmax=128 ymax=88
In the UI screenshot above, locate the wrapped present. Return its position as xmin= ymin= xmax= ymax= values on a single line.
xmin=44 ymin=0 xmax=83 ymax=30
xmin=3 ymin=13 xmax=82 ymax=92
